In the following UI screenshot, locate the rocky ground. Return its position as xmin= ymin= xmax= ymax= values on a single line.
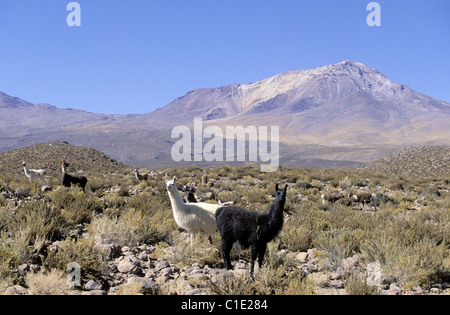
xmin=1 ymin=165 xmax=449 ymax=296
xmin=2 ymin=190 xmax=448 ymax=296
xmin=4 ymin=236 xmax=449 ymax=296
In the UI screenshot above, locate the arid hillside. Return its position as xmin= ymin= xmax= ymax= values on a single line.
xmin=359 ymin=146 xmax=450 ymax=178
xmin=0 ymin=141 xmax=128 ymax=178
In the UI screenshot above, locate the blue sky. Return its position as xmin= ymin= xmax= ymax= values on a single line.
xmin=0 ymin=0 xmax=449 ymax=114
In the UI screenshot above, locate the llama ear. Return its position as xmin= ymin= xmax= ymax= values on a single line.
xmin=284 ymin=184 xmax=288 ymax=191
xmin=275 ymin=183 xmax=279 ymax=192
xmin=173 ymin=176 xmax=178 ymax=182
xmin=165 ymin=174 xmax=168 ymax=183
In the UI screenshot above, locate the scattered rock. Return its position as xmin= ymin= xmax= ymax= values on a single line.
xmin=84 ymin=290 xmax=107 ymax=296
xmin=186 ymin=289 xmax=206 ymax=295
xmin=412 ymin=286 xmax=423 ymax=295
xmin=85 ymin=280 xmax=103 ymax=291
xmin=295 ymin=252 xmax=308 ymax=263
xmin=154 ymin=261 xmax=170 ymax=271
xmin=117 ymin=257 xmax=142 ymax=275
xmin=5 ymin=285 xmax=28 ymax=295
xmin=330 ymin=272 xmax=342 ymax=281
xmin=127 ymin=277 xmax=159 ymax=295
xmin=388 ymin=283 xmax=402 ymax=295
xmin=98 ymin=244 xmax=122 ymax=260
xmin=17 ymin=264 xmax=30 ymax=274
xmin=341 ymin=255 xmax=360 ymax=271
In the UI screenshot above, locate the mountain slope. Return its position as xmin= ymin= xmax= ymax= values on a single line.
xmin=148 ymin=61 xmax=450 ymax=120
xmin=148 ymin=61 xmax=450 ymax=146
xmin=1 ymin=61 xmax=449 ymax=168
xmin=0 ymin=91 xmax=122 ymax=137
xmin=359 ymin=146 xmax=450 ymax=177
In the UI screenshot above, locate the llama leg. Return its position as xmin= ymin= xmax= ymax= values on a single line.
xmin=257 ymin=244 xmax=267 ymax=268
xmin=232 ymin=242 xmax=242 ymax=260
xmin=220 ymin=238 xmax=234 ymax=270
xmin=190 ymin=232 xmax=195 ymax=247
xmin=250 ymin=245 xmax=258 ymax=277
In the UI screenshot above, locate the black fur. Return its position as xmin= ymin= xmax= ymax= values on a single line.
xmin=182 ymin=185 xmax=198 ymax=203
xmin=216 ymin=183 xmax=288 ymax=276
xmin=61 ymin=161 xmax=88 ymax=191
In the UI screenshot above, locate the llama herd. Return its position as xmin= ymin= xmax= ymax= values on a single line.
xmin=19 ymin=160 xmax=379 ymax=276
xmin=164 ymin=175 xmax=288 ymax=277
xmin=21 ymin=160 xmax=88 ymax=191
xmin=165 ymin=175 xmax=380 ymax=276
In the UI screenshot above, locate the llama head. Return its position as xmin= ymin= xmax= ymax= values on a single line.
xmin=22 ymin=161 xmax=27 ymax=167
xmin=274 ymin=183 xmax=288 ymax=206
xmin=182 ymin=185 xmax=196 ymax=193
xmin=165 ymin=175 xmax=178 ymax=192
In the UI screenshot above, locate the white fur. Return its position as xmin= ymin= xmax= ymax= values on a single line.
xmin=350 ymin=193 xmax=378 ymax=210
xmin=22 ymin=162 xmax=46 ymax=185
xmin=134 ymin=169 xmax=148 ymax=181
xmin=166 ymin=178 xmax=222 ymax=245
xmin=321 ymin=193 xmax=344 ymax=205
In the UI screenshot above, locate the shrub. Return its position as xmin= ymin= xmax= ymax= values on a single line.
xmin=361 ymin=212 xmax=450 ymax=289
xmin=25 ymin=269 xmax=73 ymax=295
xmin=49 ymin=188 xmax=102 ymax=227
xmin=345 ymin=271 xmax=379 ymax=295
xmin=45 ymin=238 xmax=103 ymax=283
xmin=8 ymin=202 xmax=66 ymax=245
xmin=156 ymin=232 xmax=221 ymax=268
xmin=314 ymin=229 xmax=362 ymax=270
xmin=209 ymin=270 xmax=254 ymax=295
xmin=217 ymin=190 xmax=241 ymax=205
xmin=242 ymin=187 xmax=268 ymax=205
xmin=280 ymin=202 xmax=326 ymax=252
xmin=0 ymin=233 xmax=22 ymax=280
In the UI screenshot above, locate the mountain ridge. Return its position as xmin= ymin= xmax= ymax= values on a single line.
xmin=1 ymin=61 xmax=449 ymax=168
xmin=147 ymin=60 xmax=450 ymax=124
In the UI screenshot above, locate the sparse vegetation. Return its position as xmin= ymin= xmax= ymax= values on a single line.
xmin=360 ymin=146 xmax=450 ymax=178
xmin=0 ymin=144 xmax=449 ymax=295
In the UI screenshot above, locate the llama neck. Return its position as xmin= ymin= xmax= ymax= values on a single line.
xmin=168 ymin=187 xmax=187 ymax=213
xmin=268 ymin=199 xmax=285 ymax=229
xmin=23 ymin=165 xmax=30 ymax=176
